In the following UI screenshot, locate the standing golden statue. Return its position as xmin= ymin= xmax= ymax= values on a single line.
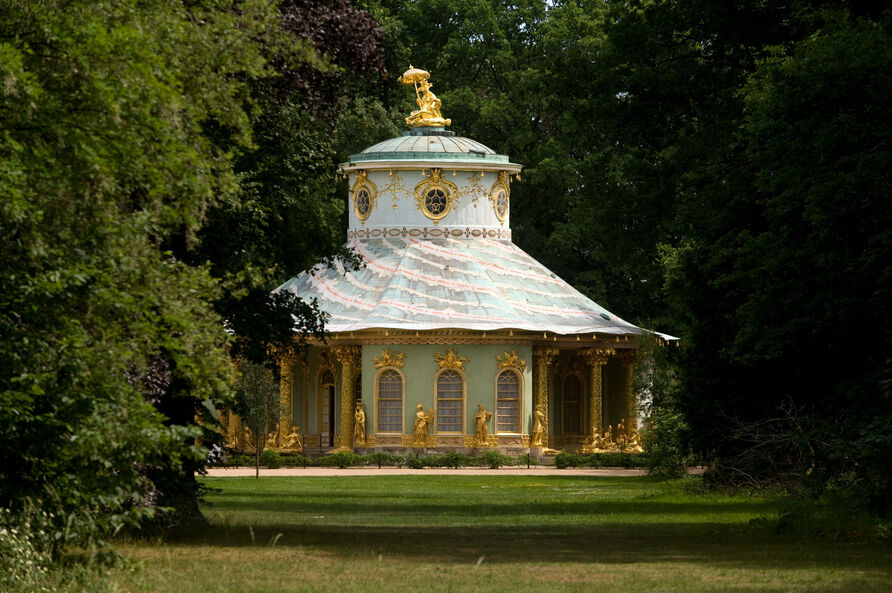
xmin=398 ymin=66 xmax=451 ymax=128
xmin=473 ymin=404 xmax=493 ymax=446
xmin=413 ymin=403 xmax=435 ymax=445
xmin=353 ymin=402 xmax=367 ymax=447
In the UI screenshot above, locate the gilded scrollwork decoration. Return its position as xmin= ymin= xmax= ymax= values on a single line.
xmin=374 ymin=349 xmax=406 ymax=369
xmin=488 ymin=171 xmax=510 ymax=225
xmin=459 ymin=171 xmax=486 ymax=207
xmin=433 ymin=347 xmax=468 ymax=371
xmin=414 ymin=169 xmax=458 ymax=224
xmin=352 ymin=170 xmax=378 ymax=225
xmin=383 ymin=170 xmax=408 ymax=210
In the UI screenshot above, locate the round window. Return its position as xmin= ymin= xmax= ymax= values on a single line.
xmin=356 ymin=188 xmax=371 ymax=216
xmin=424 ymin=188 xmax=448 ymax=216
xmin=496 ymin=190 xmax=508 ymax=218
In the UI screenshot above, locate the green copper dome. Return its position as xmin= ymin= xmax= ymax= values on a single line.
xmin=349 ymin=128 xmax=516 ymax=167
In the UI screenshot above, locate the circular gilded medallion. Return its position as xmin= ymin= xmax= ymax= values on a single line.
xmin=489 ymin=171 xmax=511 ymax=224
xmin=414 ymin=169 xmax=457 ymax=224
xmin=351 ymin=171 xmax=378 ymax=225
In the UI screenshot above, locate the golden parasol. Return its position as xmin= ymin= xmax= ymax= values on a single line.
xmin=397 ymin=65 xmax=430 ymax=85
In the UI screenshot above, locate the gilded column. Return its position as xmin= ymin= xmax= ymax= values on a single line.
xmin=333 ymin=345 xmax=361 ymax=451
xmin=532 ymin=346 xmax=559 ymax=448
xmin=579 ymin=348 xmax=615 ymax=439
xmin=277 ymin=350 xmax=296 ymax=442
xmin=615 ymin=350 xmax=637 ymax=436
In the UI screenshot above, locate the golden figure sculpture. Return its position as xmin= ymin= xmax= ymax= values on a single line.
xmin=398 ymin=65 xmax=451 ymax=128
xmin=626 ymin=429 xmax=644 ymax=454
xmin=353 ymin=402 xmax=366 ymax=447
xmin=474 ymin=404 xmax=492 ymax=446
xmin=264 ymin=430 xmax=278 ymax=451
xmin=413 ymin=403 xmax=435 ymax=445
xmin=531 ymin=404 xmax=546 ymax=448
xmin=280 ymin=425 xmax=303 ymax=452
xmin=242 ymin=426 xmax=255 ymax=454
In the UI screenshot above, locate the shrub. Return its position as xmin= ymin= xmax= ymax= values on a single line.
xmin=554 ymin=452 xmax=581 ymax=469
xmin=366 ymin=452 xmax=404 ymax=468
xmin=281 ymin=453 xmax=313 ymax=467
xmin=406 ymin=455 xmax=425 ymax=469
xmin=319 ymin=452 xmax=361 ymax=469
xmin=645 ymin=407 xmax=692 ymax=477
xmin=259 ymin=449 xmax=282 ymax=469
xmin=480 ymin=450 xmax=512 ymax=469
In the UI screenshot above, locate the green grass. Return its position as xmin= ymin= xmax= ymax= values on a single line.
xmin=110 ymin=476 xmax=892 ymax=592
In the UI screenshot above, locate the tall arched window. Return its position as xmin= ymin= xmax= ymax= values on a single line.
xmin=376 ymin=369 xmax=403 ymax=433
xmin=562 ymin=375 xmax=582 ymax=433
xmin=436 ymin=370 xmax=463 ymax=433
xmin=496 ymin=370 xmax=520 ymax=433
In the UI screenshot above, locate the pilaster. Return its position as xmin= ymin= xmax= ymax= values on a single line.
xmin=333 ymin=345 xmax=362 ymax=452
xmin=579 ymin=347 xmax=615 ymax=438
xmin=532 ymin=346 xmax=559 ymax=447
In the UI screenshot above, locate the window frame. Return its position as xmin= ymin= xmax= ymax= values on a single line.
xmin=374 ymin=367 xmax=405 ymax=434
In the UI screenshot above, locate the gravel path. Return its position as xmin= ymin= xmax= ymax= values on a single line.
xmin=205 ymin=466 xmax=650 ymax=477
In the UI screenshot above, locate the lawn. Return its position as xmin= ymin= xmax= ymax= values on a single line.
xmin=111 ymin=475 xmax=891 ymax=592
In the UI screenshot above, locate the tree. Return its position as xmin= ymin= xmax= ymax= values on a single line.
xmin=0 ymin=0 xmax=280 ymax=545
xmin=234 ymin=361 xmax=281 ymax=478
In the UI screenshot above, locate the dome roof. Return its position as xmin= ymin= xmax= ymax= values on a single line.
xmin=346 ymin=128 xmax=517 ymax=169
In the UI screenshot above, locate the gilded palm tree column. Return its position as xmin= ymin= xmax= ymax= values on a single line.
xmin=333 ymin=345 xmax=362 ymax=451
xmin=615 ymin=350 xmax=637 ymax=436
xmin=277 ymin=351 xmax=296 ymax=442
xmin=579 ymin=348 xmax=615 ymax=439
xmin=532 ymin=346 xmax=559 ymax=447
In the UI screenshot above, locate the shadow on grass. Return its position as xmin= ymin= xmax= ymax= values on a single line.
xmin=161 ymin=521 xmax=890 ymax=572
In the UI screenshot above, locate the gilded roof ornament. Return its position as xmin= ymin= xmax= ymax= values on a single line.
xmin=398 ymin=65 xmax=451 ymax=128
xmin=433 ymin=347 xmax=468 ymax=371
xmin=374 ymin=349 xmax=406 ymax=369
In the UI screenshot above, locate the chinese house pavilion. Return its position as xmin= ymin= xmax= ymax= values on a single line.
xmin=231 ymin=67 xmax=674 ymax=456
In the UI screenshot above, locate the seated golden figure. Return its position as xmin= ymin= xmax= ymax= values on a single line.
xmin=398 ymin=66 xmax=451 ymax=128
xmin=281 ymin=425 xmax=303 ymax=452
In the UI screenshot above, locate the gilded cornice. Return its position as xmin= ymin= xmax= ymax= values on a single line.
xmin=495 ymin=350 xmax=526 ymax=372
xmin=433 ymin=347 xmax=468 ymax=371
xmin=374 ymin=349 xmax=406 ymax=369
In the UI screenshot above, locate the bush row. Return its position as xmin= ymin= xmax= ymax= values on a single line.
xmin=553 ymin=451 xmax=649 ymax=469
xmin=216 ymin=450 xmax=537 ymax=470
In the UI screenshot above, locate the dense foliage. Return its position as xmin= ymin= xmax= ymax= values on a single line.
xmin=1 ymin=4 xmax=889 ymax=586
xmin=359 ymin=0 xmax=891 ymax=512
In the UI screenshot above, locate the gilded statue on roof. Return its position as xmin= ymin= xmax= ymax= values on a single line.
xmin=398 ymin=66 xmax=451 ymax=127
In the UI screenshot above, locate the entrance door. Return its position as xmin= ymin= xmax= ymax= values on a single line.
xmin=320 ymin=370 xmax=335 ymax=448
xmin=327 ymin=385 xmax=336 ymax=447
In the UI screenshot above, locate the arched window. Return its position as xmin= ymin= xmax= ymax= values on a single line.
xmin=376 ymin=369 xmax=403 ymax=433
xmin=562 ymin=375 xmax=582 ymax=433
xmin=496 ymin=370 xmax=520 ymax=433
xmin=436 ymin=370 xmax=463 ymax=433
xmin=354 ymin=372 xmax=362 ymax=403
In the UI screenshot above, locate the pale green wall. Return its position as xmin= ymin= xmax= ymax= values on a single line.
xmin=360 ymin=343 xmax=533 ymax=435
